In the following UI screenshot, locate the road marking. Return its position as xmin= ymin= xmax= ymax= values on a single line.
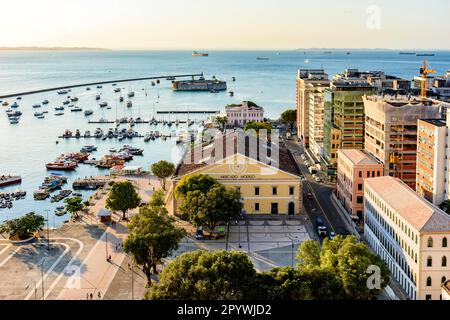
xmin=24 ymin=242 xmax=70 ymax=300
xmin=0 ymin=246 xmax=22 ymax=268
xmin=43 ymin=238 xmax=84 ymax=300
xmin=0 ymin=244 xmax=12 ymax=258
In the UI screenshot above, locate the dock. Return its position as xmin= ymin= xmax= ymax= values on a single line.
xmin=0 ymin=73 xmax=204 ymax=99
xmin=157 ymin=111 xmax=220 ymax=114
xmin=73 ymin=176 xmax=111 ymax=190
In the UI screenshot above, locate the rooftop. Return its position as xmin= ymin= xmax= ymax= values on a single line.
xmin=365 ymin=176 xmax=450 ymax=232
xmin=338 ymin=149 xmax=381 ymax=166
xmin=174 ymin=131 xmax=299 ymax=178
xmin=419 ymin=118 xmax=446 ymax=127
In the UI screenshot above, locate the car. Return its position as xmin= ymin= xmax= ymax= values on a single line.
xmin=195 ymin=228 xmax=204 ymax=240
xmin=317 ymin=226 xmax=328 ymax=237
xmin=329 ymin=231 xmax=336 ymax=240
xmin=315 ymin=217 xmax=324 ymax=227
xmin=306 ymin=192 xmax=314 ymax=200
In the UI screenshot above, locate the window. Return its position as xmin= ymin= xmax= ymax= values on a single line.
xmin=427 ymin=256 xmax=433 ymax=267
xmin=272 ymin=187 xmax=278 ymax=195
xmin=357 ymin=196 xmax=363 ymax=204
xmin=443 ymin=237 xmax=448 ymax=248
xmin=255 ymin=187 xmax=260 ymax=196
xmin=426 ymin=294 xmax=432 ymax=300
xmin=289 ymin=187 xmax=295 ymax=196
xmin=255 ymin=203 xmax=260 ymax=211
xmin=442 ymin=276 xmax=447 ymax=284
xmin=443 ymin=256 xmax=447 ymax=267
xmin=359 ymin=171 xmax=362 ymax=178
xmin=358 ymin=184 xmax=363 ymax=191
xmin=428 ymin=237 xmax=433 ymax=248
xmin=426 ymin=277 xmax=432 ymax=287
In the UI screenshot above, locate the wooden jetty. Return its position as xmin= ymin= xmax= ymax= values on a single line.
xmin=0 ymin=73 xmax=204 ymax=99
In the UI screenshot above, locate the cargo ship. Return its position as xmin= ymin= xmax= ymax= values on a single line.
xmin=172 ymin=78 xmax=227 ymax=92
xmin=0 ymin=175 xmax=22 ymax=188
xmin=192 ymin=51 xmax=209 ymax=57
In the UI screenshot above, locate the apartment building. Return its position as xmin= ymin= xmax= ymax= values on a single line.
xmin=364 ymin=176 xmax=450 ymax=300
xmin=323 ymin=82 xmax=376 ymax=173
xmin=336 ymin=149 xmax=383 ymax=221
xmin=363 ymin=95 xmax=444 ymax=190
xmin=296 ymin=69 xmax=330 ymax=147
xmin=334 ymin=69 xmax=411 ymax=92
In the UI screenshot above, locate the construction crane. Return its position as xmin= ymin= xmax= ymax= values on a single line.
xmin=419 ymin=60 xmax=437 ymax=99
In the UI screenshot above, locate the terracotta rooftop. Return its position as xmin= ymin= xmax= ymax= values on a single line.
xmin=174 ymin=131 xmax=299 ymax=178
xmin=338 ymin=149 xmax=381 ymax=166
xmin=365 ymin=176 xmax=450 ymax=232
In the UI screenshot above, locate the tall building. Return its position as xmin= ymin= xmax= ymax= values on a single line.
xmin=336 ymin=149 xmax=383 ymax=222
xmin=296 ymin=69 xmax=330 ymax=147
xmin=334 ymin=69 xmax=411 ymax=93
xmin=416 ymin=118 xmax=447 ymax=205
xmin=363 ymin=95 xmax=443 ymax=189
xmin=364 ymin=176 xmax=450 ymax=300
xmin=323 ymin=82 xmax=376 ymax=174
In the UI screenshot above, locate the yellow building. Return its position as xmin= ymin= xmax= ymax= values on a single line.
xmin=167 ymin=132 xmax=302 ymax=216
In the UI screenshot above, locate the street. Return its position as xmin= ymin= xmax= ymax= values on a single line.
xmin=285 ymin=140 xmax=351 ymax=235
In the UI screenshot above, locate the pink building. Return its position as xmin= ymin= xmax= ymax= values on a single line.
xmin=337 ymin=149 xmax=383 ymax=221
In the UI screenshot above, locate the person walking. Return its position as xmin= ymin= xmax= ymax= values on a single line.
xmin=98 ymin=292 xmax=102 ymax=300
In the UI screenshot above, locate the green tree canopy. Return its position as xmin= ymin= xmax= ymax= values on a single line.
xmin=151 ymin=161 xmax=176 ymax=191
xmin=148 ymin=189 xmax=166 ymax=208
xmin=106 ymin=181 xmax=141 ymax=220
xmin=297 ymin=236 xmax=390 ymax=300
xmin=124 ymin=204 xmax=185 ymax=286
xmin=146 ymin=250 xmax=257 ymax=300
xmin=0 ymin=212 xmax=45 ymax=240
xmin=280 ymin=109 xmax=297 ymax=131
xmin=175 ymin=174 xmax=219 ymax=198
xmin=179 ymin=184 xmax=242 ymax=233
xmin=64 ymin=196 xmax=84 ymax=218
xmin=244 ymin=121 xmax=273 ymax=134
xmin=214 ymin=115 xmax=228 ymax=132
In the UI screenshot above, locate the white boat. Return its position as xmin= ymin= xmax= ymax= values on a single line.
xmin=57 ymin=90 xmax=68 ymax=95
xmin=11 ymin=102 xmax=19 ymax=108
xmin=55 ymin=112 xmax=64 ymax=116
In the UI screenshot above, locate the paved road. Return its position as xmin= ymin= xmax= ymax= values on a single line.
xmin=285 ymin=140 xmax=350 ymax=235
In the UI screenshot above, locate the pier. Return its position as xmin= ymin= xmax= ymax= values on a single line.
xmin=0 ymin=73 xmax=204 ymax=99
xmin=73 ymin=176 xmax=111 ymax=190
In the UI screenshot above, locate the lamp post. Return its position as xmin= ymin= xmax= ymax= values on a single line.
xmin=45 ymin=209 xmax=50 ymax=251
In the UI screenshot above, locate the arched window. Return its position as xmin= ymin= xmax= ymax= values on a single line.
xmin=427 ymin=256 xmax=433 ymax=267
xmin=443 ymin=256 xmax=447 ymax=267
xmin=428 ymin=237 xmax=433 ymax=248
xmin=426 ymin=277 xmax=432 ymax=287
xmin=443 ymin=237 xmax=448 ymax=248
xmin=442 ymin=276 xmax=447 ymax=284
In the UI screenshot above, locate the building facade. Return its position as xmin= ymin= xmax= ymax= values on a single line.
xmin=363 ymin=95 xmax=444 ymax=190
xmin=364 ymin=176 xmax=450 ymax=300
xmin=323 ymin=82 xmax=376 ymax=172
xmin=296 ymin=69 xmax=330 ymax=147
xmin=416 ymin=119 xmax=447 ymax=205
xmin=226 ymin=101 xmax=264 ymax=127
xmin=168 ymin=132 xmax=302 ymax=216
xmin=336 ymin=149 xmax=383 ymax=221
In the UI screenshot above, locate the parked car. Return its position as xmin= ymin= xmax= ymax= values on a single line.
xmin=317 ymin=226 xmax=328 ymax=237
xmin=195 ymin=228 xmax=204 ymax=240
xmin=306 ymin=192 xmax=314 ymax=200
xmin=329 ymin=231 xmax=336 ymax=240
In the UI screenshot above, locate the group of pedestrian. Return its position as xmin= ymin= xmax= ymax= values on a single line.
xmin=86 ymin=292 xmax=102 ymax=300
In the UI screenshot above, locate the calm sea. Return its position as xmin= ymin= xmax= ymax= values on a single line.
xmin=0 ymin=50 xmax=449 ymax=226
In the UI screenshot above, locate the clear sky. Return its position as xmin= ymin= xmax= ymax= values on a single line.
xmin=1 ymin=0 xmax=449 ymax=50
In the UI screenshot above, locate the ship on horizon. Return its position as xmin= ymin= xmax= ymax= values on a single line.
xmin=192 ymin=51 xmax=209 ymax=57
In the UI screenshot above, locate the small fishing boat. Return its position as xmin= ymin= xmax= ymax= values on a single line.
xmin=55 ymin=106 xmax=65 ymax=111
xmin=119 ymin=96 xmax=124 ymax=102
xmin=55 ymin=112 xmax=64 ymax=116
xmin=33 ymin=104 xmax=41 ymax=108
xmin=84 ymin=110 xmax=94 ymax=116
xmin=63 ymin=100 xmax=70 ymax=105
xmin=70 ymin=97 xmax=79 ymax=102
xmin=114 ymin=88 xmax=121 ymax=93
xmin=42 ymin=100 xmax=49 ymax=105
xmin=97 ymin=85 xmax=103 ymax=89
xmin=96 ymin=95 xmax=101 ymax=101
xmin=126 ymin=101 xmax=133 ymax=108
xmin=11 ymin=102 xmax=19 ymax=108
xmin=71 ymin=107 xmax=83 ymax=112
xmin=57 ymin=89 xmax=68 ymax=95
xmin=99 ymin=102 xmax=108 ymax=107
xmin=127 ymin=92 xmax=135 ymax=98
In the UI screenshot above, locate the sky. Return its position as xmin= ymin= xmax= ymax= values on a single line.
xmin=1 ymin=0 xmax=449 ymax=50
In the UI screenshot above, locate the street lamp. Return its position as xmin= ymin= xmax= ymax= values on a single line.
xmin=45 ymin=209 xmax=50 ymax=251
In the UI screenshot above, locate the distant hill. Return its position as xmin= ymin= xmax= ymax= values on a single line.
xmin=0 ymin=46 xmax=110 ymax=51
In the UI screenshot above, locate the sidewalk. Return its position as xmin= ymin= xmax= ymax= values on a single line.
xmin=329 ymin=193 xmax=360 ymax=239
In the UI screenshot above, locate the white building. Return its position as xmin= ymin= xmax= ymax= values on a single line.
xmin=364 ymin=176 xmax=450 ymax=300
xmin=226 ymin=101 xmax=264 ymax=127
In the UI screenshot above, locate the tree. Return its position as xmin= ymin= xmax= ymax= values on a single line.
xmin=106 ymin=181 xmax=141 ymax=220
xmin=123 ymin=205 xmax=185 ymax=286
xmin=146 ymin=250 xmax=257 ymax=300
xmin=149 ymin=189 xmax=166 ymax=208
xmin=151 ymin=161 xmax=175 ymax=191
xmin=214 ymin=115 xmax=228 ymax=132
xmin=64 ymin=196 xmax=84 ymax=218
xmin=244 ymin=121 xmax=272 ymax=134
xmin=176 ymin=175 xmax=242 ymax=234
xmin=296 ymin=236 xmax=390 ymax=300
xmin=175 ymin=174 xmax=218 ymax=198
xmin=280 ymin=109 xmax=297 ymax=131
xmin=0 ymin=212 xmax=45 ymax=240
